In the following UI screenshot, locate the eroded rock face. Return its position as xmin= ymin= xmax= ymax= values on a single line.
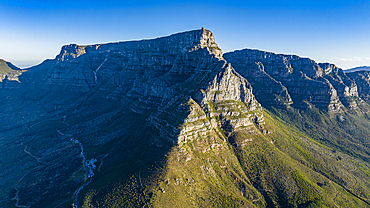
xmin=0 ymin=28 xmax=263 ymax=207
xmin=319 ymin=63 xmax=358 ymax=107
xmin=20 ymin=28 xmax=261 ymax=140
xmin=22 ymin=28 xmax=223 ymax=94
xmin=2 ymin=28 xmax=370 ymax=208
xmin=347 ymin=70 xmax=370 ymax=102
xmin=224 ymin=49 xmax=358 ymax=111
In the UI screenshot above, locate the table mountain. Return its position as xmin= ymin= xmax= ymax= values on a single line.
xmin=1 ymin=28 xmax=370 ymax=208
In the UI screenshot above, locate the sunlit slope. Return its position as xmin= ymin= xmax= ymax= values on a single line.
xmin=0 ymin=59 xmax=24 ymax=82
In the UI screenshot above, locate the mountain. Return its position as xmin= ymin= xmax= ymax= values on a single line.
xmin=0 ymin=59 xmax=24 ymax=82
xmin=1 ymin=28 xmax=370 ymax=208
xmin=224 ymin=49 xmax=358 ymax=110
xmin=345 ymin=66 xmax=370 ymax=73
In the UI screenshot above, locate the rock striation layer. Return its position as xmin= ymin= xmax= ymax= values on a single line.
xmin=347 ymin=70 xmax=370 ymax=102
xmin=224 ymin=49 xmax=358 ymax=111
xmin=2 ymin=28 xmax=370 ymax=208
xmin=19 ymin=28 xmax=262 ymax=140
xmin=0 ymin=28 xmax=263 ymax=207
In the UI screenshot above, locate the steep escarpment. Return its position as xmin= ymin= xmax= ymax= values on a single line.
xmin=0 ymin=28 xmax=266 ymax=208
xmin=70 ymin=29 xmax=266 ymax=207
xmin=32 ymin=28 xmax=223 ymax=93
xmin=2 ymin=29 xmax=370 ymax=208
xmin=347 ymin=70 xmax=370 ymax=102
xmin=223 ymin=49 xmax=370 ymax=207
xmin=224 ymin=49 xmax=358 ymax=111
xmin=319 ymin=63 xmax=358 ymax=107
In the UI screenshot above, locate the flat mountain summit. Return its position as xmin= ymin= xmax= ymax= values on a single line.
xmin=1 ymin=28 xmax=370 ymax=208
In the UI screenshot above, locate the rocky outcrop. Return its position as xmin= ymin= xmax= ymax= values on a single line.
xmin=177 ymin=63 xmax=263 ymax=144
xmin=222 ymin=51 xmax=292 ymax=108
xmin=319 ymin=63 xmax=358 ymax=107
xmin=224 ymin=49 xmax=358 ymax=111
xmin=347 ymin=70 xmax=370 ymax=102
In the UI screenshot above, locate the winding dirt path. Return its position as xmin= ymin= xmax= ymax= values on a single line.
xmin=12 ymin=141 xmax=46 ymax=208
xmin=12 ymin=167 xmax=40 ymax=208
xmin=333 ymin=189 xmax=340 ymax=208
xmin=154 ymin=161 xmax=165 ymax=171
xmin=330 ymin=181 xmax=340 ymax=208
xmin=21 ymin=143 xmax=44 ymax=164
xmin=348 ymin=164 xmax=358 ymax=189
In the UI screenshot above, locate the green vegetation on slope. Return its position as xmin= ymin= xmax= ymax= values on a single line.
xmin=79 ymin=98 xmax=370 ymax=207
xmin=0 ymin=59 xmax=24 ymax=82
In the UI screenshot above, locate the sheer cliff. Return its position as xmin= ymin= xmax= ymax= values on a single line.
xmin=1 ymin=29 xmax=370 ymax=208
xmin=347 ymin=70 xmax=370 ymax=102
xmin=224 ymin=49 xmax=358 ymax=111
xmin=0 ymin=28 xmax=265 ymax=207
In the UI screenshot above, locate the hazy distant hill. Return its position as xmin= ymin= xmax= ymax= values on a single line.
xmin=345 ymin=66 xmax=370 ymax=73
xmin=0 ymin=59 xmax=24 ymax=82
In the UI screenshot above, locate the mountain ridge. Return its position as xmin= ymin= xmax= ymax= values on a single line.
xmin=345 ymin=66 xmax=370 ymax=73
xmin=0 ymin=28 xmax=265 ymax=207
xmin=1 ymin=28 xmax=370 ymax=207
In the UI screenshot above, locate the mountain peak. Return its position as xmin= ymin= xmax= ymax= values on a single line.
xmin=56 ymin=44 xmax=87 ymax=62
xmin=144 ymin=28 xmax=222 ymax=58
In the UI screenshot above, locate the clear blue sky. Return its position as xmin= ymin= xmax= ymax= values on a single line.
xmin=0 ymin=0 xmax=369 ymax=69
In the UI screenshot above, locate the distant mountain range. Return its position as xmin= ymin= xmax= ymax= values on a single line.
xmin=345 ymin=66 xmax=370 ymax=73
xmin=1 ymin=28 xmax=370 ymax=208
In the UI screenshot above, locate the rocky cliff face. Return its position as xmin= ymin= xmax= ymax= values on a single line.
xmin=23 ymin=28 xmax=262 ymax=142
xmin=33 ymin=28 xmax=223 ymax=93
xmin=224 ymin=49 xmax=358 ymax=111
xmin=319 ymin=63 xmax=359 ymax=107
xmin=2 ymin=29 xmax=370 ymax=208
xmin=0 ymin=28 xmax=264 ymax=207
xmin=347 ymin=70 xmax=370 ymax=102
